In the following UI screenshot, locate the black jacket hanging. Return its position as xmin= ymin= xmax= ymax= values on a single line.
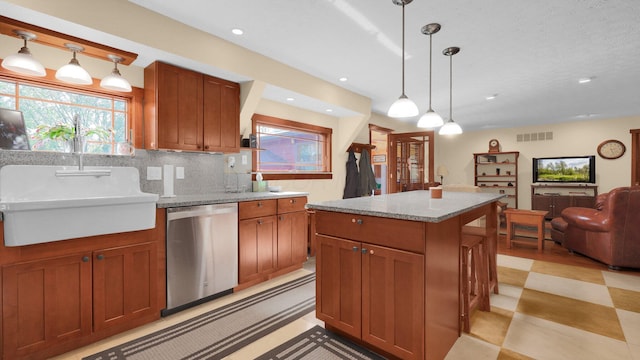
xmin=343 ymin=150 xmax=360 ymax=199
xmin=358 ymin=149 xmax=377 ymax=196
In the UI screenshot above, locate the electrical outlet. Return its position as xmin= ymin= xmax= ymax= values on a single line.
xmin=176 ymin=167 xmax=185 ymax=179
xmin=242 ymin=155 xmax=247 ymax=165
xmin=228 ymin=156 xmax=236 ymax=168
xmin=147 ymin=166 xmax=162 ymax=180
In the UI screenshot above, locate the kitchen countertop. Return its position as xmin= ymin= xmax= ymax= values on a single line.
xmin=156 ymin=191 xmax=308 ymax=208
xmin=306 ymin=190 xmax=504 ymax=223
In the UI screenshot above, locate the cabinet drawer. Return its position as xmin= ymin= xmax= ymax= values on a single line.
xmin=315 ymin=211 xmax=425 ymax=254
xmin=239 ymin=199 xmax=277 ymax=219
xmin=277 ymin=196 xmax=307 ymax=214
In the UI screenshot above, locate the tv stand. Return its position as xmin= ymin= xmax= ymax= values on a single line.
xmin=531 ymin=184 xmax=598 ymax=220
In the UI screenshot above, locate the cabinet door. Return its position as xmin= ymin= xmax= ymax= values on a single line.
xmin=239 ymin=216 xmax=278 ymax=284
xmin=2 ymin=254 xmax=92 ymax=359
xmin=571 ymin=196 xmax=595 ymax=209
xmin=277 ymin=211 xmax=309 ymax=269
xmin=315 ymin=234 xmax=361 ymax=338
xmin=203 ymin=75 xmax=240 ymax=153
xmin=93 ymin=242 xmax=158 ymax=332
xmin=156 ymin=62 xmax=204 ymax=151
xmin=532 ymin=195 xmax=554 ymax=216
xmin=361 ymin=244 xmax=424 ymax=360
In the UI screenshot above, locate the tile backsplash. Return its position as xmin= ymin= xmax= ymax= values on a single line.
xmin=0 ymin=149 xmax=252 ymax=196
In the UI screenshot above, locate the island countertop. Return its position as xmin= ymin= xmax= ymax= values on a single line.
xmin=156 ymin=191 xmax=308 ymax=208
xmin=306 ymin=190 xmax=504 ymax=222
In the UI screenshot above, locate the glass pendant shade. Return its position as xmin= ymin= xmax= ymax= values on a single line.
xmin=388 ymin=94 xmax=419 ymax=118
xmin=1 ymin=31 xmax=46 ymax=77
xmin=100 ymin=56 xmax=131 ymax=92
xmin=55 ymin=45 xmax=92 ymax=85
xmin=417 ymin=109 xmax=444 ymax=128
xmin=439 ymin=119 xmax=463 ymax=135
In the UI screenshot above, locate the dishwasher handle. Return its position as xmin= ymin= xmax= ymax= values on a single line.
xmin=167 ymin=203 xmax=238 ymax=221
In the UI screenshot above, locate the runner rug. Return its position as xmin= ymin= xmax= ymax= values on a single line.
xmin=255 ymin=326 xmax=386 ymax=360
xmin=83 ymin=273 xmax=315 ymax=360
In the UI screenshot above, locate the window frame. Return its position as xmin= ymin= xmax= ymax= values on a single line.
xmin=252 ymin=113 xmax=332 ymax=180
xmin=0 ymin=66 xmax=143 ymax=152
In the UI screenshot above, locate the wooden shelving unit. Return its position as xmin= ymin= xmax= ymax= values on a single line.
xmin=474 ymin=151 xmax=519 ymax=209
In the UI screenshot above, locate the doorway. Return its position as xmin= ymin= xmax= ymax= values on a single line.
xmin=387 ymin=131 xmax=435 ymax=193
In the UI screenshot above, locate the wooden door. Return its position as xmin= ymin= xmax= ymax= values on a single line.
xmin=388 ymin=132 xmax=435 ymax=193
xmin=238 ymin=216 xmax=278 ymax=284
xmin=2 ymin=254 xmax=92 ymax=359
xmin=277 ymin=211 xmax=308 ymax=269
xmin=361 ymin=244 xmax=424 ymax=360
xmin=93 ymin=242 xmax=158 ymax=332
xmin=203 ymin=75 xmax=240 ymax=153
xmin=315 ymin=235 xmax=362 ymax=338
xmin=156 ymin=62 xmax=203 ymax=151
xmin=631 ymin=129 xmax=640 ymax=186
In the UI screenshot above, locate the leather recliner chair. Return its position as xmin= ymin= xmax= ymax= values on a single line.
xmin=561 ymin=186 xmax=640 ymax=270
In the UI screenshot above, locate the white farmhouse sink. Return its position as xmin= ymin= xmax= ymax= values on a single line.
xmin=0 ymin=165 xmax=159 ymax=247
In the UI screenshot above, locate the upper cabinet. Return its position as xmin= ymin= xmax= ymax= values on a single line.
xmin=144 ymin=61 xmax=240 ymax=153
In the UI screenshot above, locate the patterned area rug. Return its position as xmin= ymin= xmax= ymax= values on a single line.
xmin=83 ymin=273 xmax=315 ymax=360
xmin=255 ymin=326 xmax=386 ymax=360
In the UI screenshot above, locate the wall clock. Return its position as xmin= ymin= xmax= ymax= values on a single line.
xmin=597 ymin=139 xmax=626 ymax=159
xmin=488 ymin=139 xmax=500 ymax=153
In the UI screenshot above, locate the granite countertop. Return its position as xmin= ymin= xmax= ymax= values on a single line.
xmin=156 ymin=191 xmax=308 ymax=208
xmin=306 ymin=190 xmax=505 ymax=223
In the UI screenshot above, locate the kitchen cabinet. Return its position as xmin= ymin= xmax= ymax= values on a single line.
xmin=315 ymin=211 xmax=425 ymax=360
xmin=474 ymin=151 xmax=519 ymax=209
xmin=238 ymin=200 xmax=278 ymax=286
xmin=531 ymin=184 xmax=598 ymax=220
xmin=276 ymin=197 xmax=308 ymax=271
xmin=0 ymin=209 xmax=166 ymax=360
xmin=144 ymin=61 xmax=240 ymax=153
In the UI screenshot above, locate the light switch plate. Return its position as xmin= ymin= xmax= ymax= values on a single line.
xmin=176 ymin=167 xmax=185 ymax=179
xmin=147 ymin=166 xmax=162 ymax=180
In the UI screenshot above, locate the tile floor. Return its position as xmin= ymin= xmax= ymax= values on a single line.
xmin=53 ymin=255 xmax=640 ymax=360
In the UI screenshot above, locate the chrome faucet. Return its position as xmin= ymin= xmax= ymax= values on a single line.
xmin=73 ymin=114 xmax=84 ymax=171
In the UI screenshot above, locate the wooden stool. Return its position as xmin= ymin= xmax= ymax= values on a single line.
xmin=462 ymin=225 xmax=498 ymax=295
xmin=460 ymin=234 xmax=489 ymax=333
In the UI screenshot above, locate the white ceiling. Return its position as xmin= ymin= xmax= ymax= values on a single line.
xmin=4 ymin=0 xmax=640 ymax=132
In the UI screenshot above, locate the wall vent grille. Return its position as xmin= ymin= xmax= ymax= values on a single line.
xmin=517 ymin=131 xmax=553 ymax=142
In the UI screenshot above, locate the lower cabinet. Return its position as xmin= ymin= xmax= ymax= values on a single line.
xmin=316 ymin=234 xmax=424 ymax=360
xmin=238 ymin=197 xmax=308 ymax=289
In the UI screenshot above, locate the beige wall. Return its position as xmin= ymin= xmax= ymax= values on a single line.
xmin=433 ymin=116 xmax=637 ymax=209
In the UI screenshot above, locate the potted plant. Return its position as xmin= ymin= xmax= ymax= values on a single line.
xmin=32 ymin=122 xmax=113 ymax=152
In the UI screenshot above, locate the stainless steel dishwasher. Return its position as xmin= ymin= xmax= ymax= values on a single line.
xmin=163 ymin=203 xmax=238 ymax=316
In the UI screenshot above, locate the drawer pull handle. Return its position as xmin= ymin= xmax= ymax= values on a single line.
xmin=352 ymin=246 xmax=359 ymax=252
xmin=82 ymin=256 xmax=89 ymax=262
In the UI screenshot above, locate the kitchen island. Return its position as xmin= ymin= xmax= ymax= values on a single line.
xmin=306 ymin=190 xmax=503 ymax=360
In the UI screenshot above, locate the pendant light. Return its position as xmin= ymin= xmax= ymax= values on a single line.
xmin=417 ymin=23 xmax=443 ymax=128
xmin=1 ymin=30 xmax=46 ymax=77
xmin=439 ymin=47 xmax=463 ymax=135
xmin=100 ymin=55 xmax=132 ymax=92
xmin=387 ymin=0 xmax=419 ymax=118
xmin=55 ymin=44 xmax=93 ymax=85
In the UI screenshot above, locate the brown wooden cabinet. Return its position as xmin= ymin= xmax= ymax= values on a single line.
xmin=238 ymin=200 xmax=278 ymax=286
xmin=0 ymin=209 xmax=166 ymax=360
xmin=144 ymin=61 xmax=240 ymax=153
xmin=276 ymin=197 xmax=308 ymax=270
xmin=531 ymin=184 xmax=597 ymax=220
xmin=315 ymin=211 xmax=425 ymax=360
xmin=2 ymin=253 xmax=92 ymax=360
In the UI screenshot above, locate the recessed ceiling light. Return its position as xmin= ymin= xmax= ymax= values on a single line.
xmin=325 ymin=109 xmax=333 ymax=113
xmin=286 ymin=97 xmax=295 ymax=102
xmin=232 ymin=28 xmax=244 ymax=35
xmin=578 ymin=77 xmax=594 ymax=84
xmin=485 ymin=94 xmax=498 ymax=100
xmin=339 ymin=77 xmax=348 ymax=82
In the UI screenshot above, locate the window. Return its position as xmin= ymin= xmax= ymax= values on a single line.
xmin=252 ymin=113 xmax=332 ymax=180
xmin=0 ymin=77 xmax=130 ymax=154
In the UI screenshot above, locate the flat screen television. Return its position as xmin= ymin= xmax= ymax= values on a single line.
xmin=532 ymin=155 xmax=596 ymax=183
xmin=0 ymin=108 xmax=30 ymax=150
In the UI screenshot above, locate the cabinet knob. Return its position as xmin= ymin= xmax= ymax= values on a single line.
xmin=96 ymin=254 xmax=105 ymax=260
xmin=279 ymin=215 xmax=283 ymax=221
xmin=356 ymin=219 xmax=363 ymax=225
xmin=82 ymin=256 xmax=89 ymax=262
xmin=352 ymin=246 xmax=359 ymax=252
xmin=257 ymin=202 xmax=263 ymax=207
xmin=204 ymin=145 xmax=209 ymax=150
xmin=361 ymin=248 xmax=367 ymax=254
xmin=370 ymin=249 xmax=375 ymax=255
xmin=290 ymin=199 xmax=296 ymax=204
xmin=257 ymin=219 xmax=263 ymax=225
